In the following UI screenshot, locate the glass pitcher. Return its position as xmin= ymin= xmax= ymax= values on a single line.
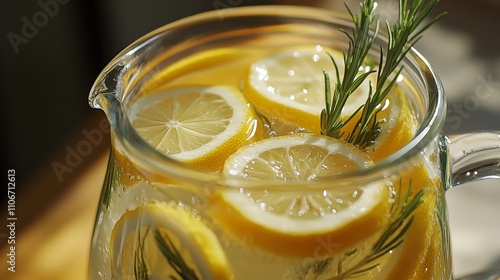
xmin=87 ymin=5 xmax=500 ymax=280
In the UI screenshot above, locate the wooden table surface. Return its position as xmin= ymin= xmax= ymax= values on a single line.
xmin=0 ymin=150 xmax=108 ymax=280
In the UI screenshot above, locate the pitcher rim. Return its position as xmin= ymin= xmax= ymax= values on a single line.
xmin=88 ymin=5 xmax=446 ymax=186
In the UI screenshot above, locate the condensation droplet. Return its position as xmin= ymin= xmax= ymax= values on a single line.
xmin=97 ymin=211 xmax=104 ymax=224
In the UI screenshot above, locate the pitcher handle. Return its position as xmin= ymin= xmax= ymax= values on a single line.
xmin=445 ymin=131 xmax=500 ymax=188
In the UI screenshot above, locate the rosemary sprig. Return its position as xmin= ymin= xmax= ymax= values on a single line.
xmin=153 ymin=229 xmax=200 ymax=280
xmin=321 ymin=0 xmax=446 ymax=148
xmin=134 ymin=228 xmax=151 ymax=280
xmin=320 ymin=0 xmax=378 ymax=139
xmin=334 ymin=180 xmax=426 ymax=279
xmin=132 ymin=227 xmax=200 ymax=280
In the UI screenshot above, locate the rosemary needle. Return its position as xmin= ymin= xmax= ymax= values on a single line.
xmin=319 ymin=181 xmax=426 ymax=280
xmin=154 ymin=229 xmax=199 ymax=280
xmin=132 ymin=228 xmax=200 ymax=280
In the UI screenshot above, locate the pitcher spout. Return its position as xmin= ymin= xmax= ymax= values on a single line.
xmin=88 ymin=63 xmax=130 ymax=110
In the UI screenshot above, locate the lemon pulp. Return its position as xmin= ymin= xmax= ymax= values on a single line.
xmin=129 ymin=86 xmax=256 ymax=171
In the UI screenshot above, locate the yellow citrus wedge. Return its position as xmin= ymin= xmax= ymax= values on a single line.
xmin=129 ymin=86 xmax=256 ymax=171
xmin=244 ymin=46 xmax=373 ymax=133
xmin=110 ymin=202 xmax=232 ymax=279
xmin=213 ymin=134 xmax=390 ymax=258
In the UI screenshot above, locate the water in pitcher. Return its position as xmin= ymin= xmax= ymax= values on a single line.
xmin=89 ymin=31 xmax=451 ymax=279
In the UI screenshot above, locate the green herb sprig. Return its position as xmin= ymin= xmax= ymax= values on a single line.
xmin=154 ymin=229 xmax=200 ymax=280
xmin=134 ymin=228 xmax=151 ymax=280
xmin=333 ymin=181 xmax=426 ymax=279
xmin=321 ymin=0 xmax=446 ymax=148
xmin=133 ymin=228 xmax=200 ymax=280
xmin=299 ymin=180 xmax=426 ymax=279
xmin=320 ymin=0 xmax=379 ymax=140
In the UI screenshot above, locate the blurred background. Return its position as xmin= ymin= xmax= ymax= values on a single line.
xmin=0 ymin=0 xmax=499 ymax=279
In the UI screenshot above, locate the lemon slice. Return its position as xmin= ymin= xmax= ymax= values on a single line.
xmin=215 ymin=134 xmax=389 ymax=257
xmin=354 ymin=86 xmax=417 ymax=162
xmin=111 ymin=203 xmax=232 ymax=279
xmin=245 ymin=46 xmax=372 ymax=132
xmin=129 ymin=86 xmax=256 ymax=171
